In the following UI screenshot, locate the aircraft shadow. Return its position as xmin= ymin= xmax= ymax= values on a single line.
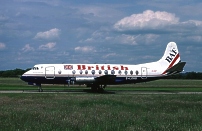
xmin=82 ymin=89 xmax=115 ymax=94
xmin=23 ymin=89 xmax=116 ymax=94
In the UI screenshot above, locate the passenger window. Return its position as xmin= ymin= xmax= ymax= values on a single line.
xmin=135 ymin=70 xmax=139 ymax=75
xmin=99 ymin=70 xmax=102 ymax=74
xmin=104 ymin=70 xmax=108 ymax=75
xmin=111 ymin=70 xmax=115 ymax=75
xmin=91 ymin=70 xmax=95 ymax=75
xmin=85 ymin=70 xmax=88 ymax=74
xmin=125 ymin=70 xmax=128 ymax=75
xmin=72 ymin=70 xmax=76 ymax=74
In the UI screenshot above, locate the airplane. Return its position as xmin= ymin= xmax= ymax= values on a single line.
xmin=20 ymin=42 xmax=186 ymax=92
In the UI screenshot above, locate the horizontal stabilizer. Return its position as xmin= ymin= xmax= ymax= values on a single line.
xmin=164 ymin=62 xmax=186 ymax=75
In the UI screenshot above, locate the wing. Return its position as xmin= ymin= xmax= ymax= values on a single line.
xmin=95 ymin=75 xmax=117 ymax=84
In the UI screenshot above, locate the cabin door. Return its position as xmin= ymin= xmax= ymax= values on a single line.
xmin=141 ymin=67 xmax=147 ymax=79
xmin=45 ymin=66 xmax=55 ymax=79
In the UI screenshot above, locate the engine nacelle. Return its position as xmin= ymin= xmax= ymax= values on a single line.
xmin=75 ymin=77 xmax=95 ymax=83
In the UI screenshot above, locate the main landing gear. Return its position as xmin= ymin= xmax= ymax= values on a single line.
xmin=90 ymin=84 xmax=107 ymax=92
xmin=37 ymin=84 xmax=43 ymax=92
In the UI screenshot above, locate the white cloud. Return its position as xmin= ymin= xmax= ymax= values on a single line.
xmin=102 ymin=53 xmax=117 ymax=58
xmin=34 ymin=28 xmax=60 ymax=40
xmin=74 ymin=5 xmax=122 ymax=20
xmin=79 ymin=30 xmax=106 ymax=43
xmin=119 ymin=34 xmax=137 ymax=45
xmin=113 ymin=10 xmax=202 ymax=44
xmin=22 ymin=44 xmax=34 ymax=52
xmin=186 ymin=20 xmax=202 ymax=26
xmin=83 ymin=38 xmax=94 ymax=43
xmin=112 ymin=33 xmax=159 ymax=45
xmin=39 ymin=42 xmax=56 ymax=50
xmin=74 ymin=46 xmax=95 ymax=53
xmin=138 ymin=34 xmax=159 ymax=44
xmin=114 ymin=10 xmax=179 ymax=31
xmin=0 ymin=42 xmax=6 ymax=50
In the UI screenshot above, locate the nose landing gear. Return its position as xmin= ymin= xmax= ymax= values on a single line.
xmin=37 ymin=84 xmax=43 ymax=92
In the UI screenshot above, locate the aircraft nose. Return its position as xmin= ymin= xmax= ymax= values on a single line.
xmin=20 ymin=75 xmax=24 ymax=80
xmin=20 ymin=74 xmax=27 ymax=82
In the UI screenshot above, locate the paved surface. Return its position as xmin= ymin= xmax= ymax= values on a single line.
xmin=0 ymin=90 xmax=202 ymax=94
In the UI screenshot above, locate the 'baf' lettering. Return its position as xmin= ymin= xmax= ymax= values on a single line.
xmin=165 ymin=48 xmax=177 ymax=63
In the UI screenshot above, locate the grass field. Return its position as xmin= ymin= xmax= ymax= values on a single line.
xmin=0 ymin=78 xmax=202 ymax=130
xmin=1 ymin=77 xmax=202 ymax=92
xmin=0 ymin=78 xmax=202 ymax=92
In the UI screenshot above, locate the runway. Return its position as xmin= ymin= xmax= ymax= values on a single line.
xmin=0 ymin=90 xmax=202 ymax=94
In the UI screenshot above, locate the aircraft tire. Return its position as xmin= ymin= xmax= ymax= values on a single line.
xmin=38 ymin=88 xmax=43 ymax=92
xmin=97 ymin=87 xmax=104 ymax=93
xmin=91 ymin=86 xmax=98 ymax=92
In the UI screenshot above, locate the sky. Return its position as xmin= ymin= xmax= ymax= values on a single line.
xmin=0 ymin=0 xmax=202 ymax=72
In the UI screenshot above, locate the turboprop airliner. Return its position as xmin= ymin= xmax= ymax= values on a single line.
xmin=21 ymin=42 xmax=186 ymax=92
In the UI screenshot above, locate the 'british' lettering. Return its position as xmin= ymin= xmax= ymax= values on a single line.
xmin=77 ymin=65 xmax=129 ymax=70
xmin=165 ymin=48 xmax=177 ymax=63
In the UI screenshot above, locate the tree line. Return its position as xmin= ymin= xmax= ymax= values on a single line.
xmin=167 ymin=72 xmax=202 ymax=79
xmin=0 ymin=68 xmax=202 ymax=79
xmin=0 ymin=68 xmax=30 ymax=77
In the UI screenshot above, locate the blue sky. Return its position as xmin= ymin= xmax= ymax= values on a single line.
xmin=0 ymin=0 xmax=202 ymax=72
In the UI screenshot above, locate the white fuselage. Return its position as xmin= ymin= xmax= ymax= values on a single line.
xmin=21 ymin=62 xmax=165 ymax=85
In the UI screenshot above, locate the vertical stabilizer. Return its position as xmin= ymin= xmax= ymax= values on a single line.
xmin=158 ymin=42 xmax=181 ymax=74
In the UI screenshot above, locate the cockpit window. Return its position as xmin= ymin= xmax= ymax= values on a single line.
xmin=32 ymin=67 xmax=39 ymax=70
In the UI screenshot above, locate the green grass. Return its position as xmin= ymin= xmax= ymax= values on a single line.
xmin=0 ymin=78 xmax=202 ymax=92
xmin=0 ymin=93 xmax=202 ymax=130
xmin=1 ymin=77 xmax=202 ymax=92
xmin=1 ymin=78 xmax=202 ymax=130
xmin=106 ymin=79 xmax=202 ymax=92
xmin=0 ymin=77 xmax=87 ymax=90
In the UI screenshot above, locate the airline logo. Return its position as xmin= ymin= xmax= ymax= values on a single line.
xmin=77 ymin=65 xmax=129 ymax=70
xmin=165 ymin=48 xmax=178 ymax=63
xmin=64 ymin=65 xmax=73 ymax=70
xmin=162 ymin=48 xmax=180 ymax=74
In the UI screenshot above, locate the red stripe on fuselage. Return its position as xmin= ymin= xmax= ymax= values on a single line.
xmin=162 ymin=53 xmax=180 ymax=74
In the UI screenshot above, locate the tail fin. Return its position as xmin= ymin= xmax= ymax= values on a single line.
xmin=158 ymin=42 xmax=184 ymax=74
